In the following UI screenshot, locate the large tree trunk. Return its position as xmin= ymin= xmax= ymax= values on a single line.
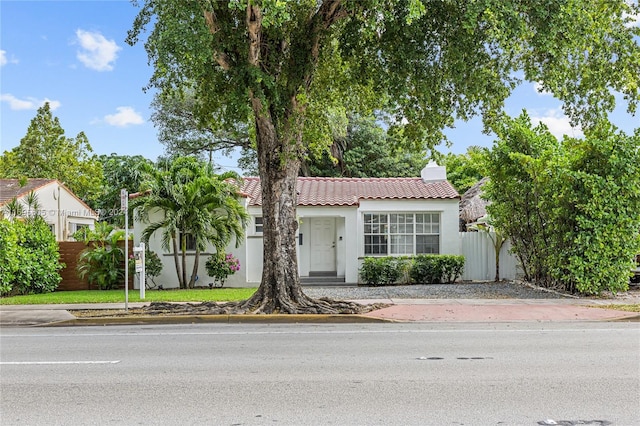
xmin=140 ymin=1 xmax=379 ymax=315
xmin=237 ymin=96 xmax=364 ymax=314
xmin=241 ymin=96 xmax=307 ymax=312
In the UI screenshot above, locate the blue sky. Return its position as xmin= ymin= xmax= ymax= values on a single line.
xmin=1 ymin=1 xmax=638 ymax=174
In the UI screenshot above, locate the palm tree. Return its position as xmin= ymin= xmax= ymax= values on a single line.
xmin=133 ymin=157 xmax=248 ymax=289
xmin=3 ymin=191 xmax=41 ymax=221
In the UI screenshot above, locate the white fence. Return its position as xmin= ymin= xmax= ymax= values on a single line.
xmin=459 ymin=232 xmax=519 ymax=281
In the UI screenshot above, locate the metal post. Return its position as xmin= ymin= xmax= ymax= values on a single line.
xmin=121 ymin=189 xmax=128 ymax=312
xmin=140 ymin=242 xmax=146 ymax=300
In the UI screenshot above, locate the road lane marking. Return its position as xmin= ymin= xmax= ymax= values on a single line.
xmin=0 ymin=360 xmax=120 ymax=365
xmin=2 ymin=327 xmax=638 ymax=338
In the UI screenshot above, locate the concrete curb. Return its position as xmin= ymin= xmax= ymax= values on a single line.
xmin=45 ymin=313 xmax=393 ymax=327
xmin=608 ymin=313 xmax=640 ymax=322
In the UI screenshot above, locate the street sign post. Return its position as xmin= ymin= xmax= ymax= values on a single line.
xmin=120 ymin=189 xmax=128 ymax=312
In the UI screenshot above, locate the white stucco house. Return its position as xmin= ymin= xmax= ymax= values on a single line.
xmin=0 ymin=178 xmax=97 ymax=241
xmin=133 ymin=163 xmax=460 ymax=288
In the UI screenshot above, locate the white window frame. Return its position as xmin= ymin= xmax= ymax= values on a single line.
xmin=364 ymin=212 xmax=440 ymax=256
xmin=69 ymin=222 xmax=90 ymax=241
xmin=254 ymin=216 xmax=264 ymax=234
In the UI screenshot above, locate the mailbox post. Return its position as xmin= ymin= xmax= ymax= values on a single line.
xmin=133 ymin=242 xmax=146 ymax=300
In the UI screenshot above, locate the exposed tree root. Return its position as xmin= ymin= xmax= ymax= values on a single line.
xmin=141 ymin=296 xmax=387 ymax=316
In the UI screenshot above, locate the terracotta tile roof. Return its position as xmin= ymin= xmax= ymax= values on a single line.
xmin=0 ymin=179 xmax=57 ymax=207
xmin=241 ymin=177 xmax=460 ymax=207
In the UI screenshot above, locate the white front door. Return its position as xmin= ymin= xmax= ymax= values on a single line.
xmin=310 ymin=218 xmax=336 ymax=272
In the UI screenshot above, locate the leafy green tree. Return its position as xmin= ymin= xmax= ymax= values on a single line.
xmin=151 ymin=91 xmax=251 ymax=165
xmin=128 ymin=0 xmax=640 ymax=312
xmin=133 ymin=157 xmax=248 ymax=289
xmin=485 ymin=113 xmax=640 ymax=294
xmin=307 ymin=115 xmax=428 ymax=177
xmin=0 ymin=102 xmax=103 ymax=206
xmin=95 ymin=154 xmax=155 ymax=225
xmin=484 ymin=113 xmax=564 ymax=287
xmin=547 ymin=125 xmax=640 ymax=294
xmin=442 ymin=146 xmax=488 ymax=194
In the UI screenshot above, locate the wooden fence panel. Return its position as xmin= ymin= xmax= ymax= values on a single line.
xmin=57 ymin=241 xmax=133 ymax=291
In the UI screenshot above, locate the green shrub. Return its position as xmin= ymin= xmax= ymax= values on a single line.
xmin=0 ymin=220 xmax=20 ymax=294
xmin=410 ymin=255 xmax=465 ymax=284
xmin=359 ymin=255 xmax=464 ymax=286
xmin=440 ymin=255 xmax=466 ymax=283
xmin=410 ymin=255 xmax=442 ymax=284
xmin=359 ymin=257 xmax=406 ymax=286
xmin=205 ymin=253 xmax=240 ymax=287
xmin=76 ymin=222 xmax=126 ymax=290
xmin=0 ymin=217 xmax=63 ymax=296
xmin=143 ymin=249 xmax=163 ymax=287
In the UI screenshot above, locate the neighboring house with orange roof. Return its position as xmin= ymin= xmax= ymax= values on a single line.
xmin=134 ymin=163 xmax=461 ymax=288
xmin=0 ymin=179 xmax=98 ymax=241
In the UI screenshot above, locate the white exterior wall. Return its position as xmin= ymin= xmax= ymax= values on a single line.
xmin=132 ymin=207 xmax=250 ymax=289
xmin=29 ymin=182 xmax=97 ymax=241
xmin=136 ymin=198 xmax=461 ymax=288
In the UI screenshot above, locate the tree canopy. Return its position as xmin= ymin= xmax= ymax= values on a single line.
xmin=442 ymin=147 xmax=488 ymax=195
xmin=306 ymin=115 xmax=428 ymax=177
xmin=484 ymin=113 xmax=640 ymax=295
xmin=128 ymin=0 xmax=640 ymax=313
xmin=150 ymin=90 xmax=251 ymax=165
xmin=95 ymin=154 xmax=155 ymax=225
xmin=0 ymin=102 xmax=103 ymax=206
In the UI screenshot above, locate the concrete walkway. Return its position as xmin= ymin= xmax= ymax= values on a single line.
xmin=1 ymin=297 xmax=639 ymax=327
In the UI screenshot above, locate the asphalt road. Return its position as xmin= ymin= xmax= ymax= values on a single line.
xmin=1 ymin=322 xmax=639 ymax=426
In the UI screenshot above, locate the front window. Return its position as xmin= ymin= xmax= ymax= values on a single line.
xmin=178 ymin=232 xmax=197 ymax=251
xmin=416 ymin=213 xmax=440 ymax=254
xmin=69 ymin=223 xmax=90 ymax=241
xmin=255 ymin=216 xmax=263 ymax=233
xmin=364 ymin=212 xmax=440 ymax=255
xmin=364 ymin=214 xmax=388 ymax=255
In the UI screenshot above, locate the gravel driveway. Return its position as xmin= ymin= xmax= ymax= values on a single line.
xmin=304 ymin=281 xmax=574 ymax=300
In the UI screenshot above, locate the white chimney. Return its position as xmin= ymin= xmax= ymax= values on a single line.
xmin=421 ymin=161 xmax=447 ymax=182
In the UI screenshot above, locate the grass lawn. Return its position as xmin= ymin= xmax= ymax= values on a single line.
xmin=591 ymin=304 xmax=640 ymax=313
xmin=0 ymin=288 xmax=257 ymax=305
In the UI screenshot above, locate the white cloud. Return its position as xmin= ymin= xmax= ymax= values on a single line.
xmin=75 ymin=29 xmax=120 ymax=71
xmin=530 ymin=108 xmax=583 ymax=139
xmin=624 ymin=12 xmax=640 ymax=27
xmin=103 ymin=106 xmax=144 ymax=127
xmin=623 ymin=1 xmax=640 ymax=27
xmin=1 ymin=50 xmax=18 ymax=67
xmin=0 ymin=94 xmax=61 ymax=111
xmin=533 ymin=82 xmax=553 ymax=96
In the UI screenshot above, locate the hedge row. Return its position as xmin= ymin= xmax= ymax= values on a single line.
xmin=359 ymin=255 xmax=465 ymax=286
xmin=0 ymin=217 xmax=64 ymax=296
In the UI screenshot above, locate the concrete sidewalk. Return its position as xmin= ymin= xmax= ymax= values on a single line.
xmin=1 ymin=298 xmax=639 ymax=327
